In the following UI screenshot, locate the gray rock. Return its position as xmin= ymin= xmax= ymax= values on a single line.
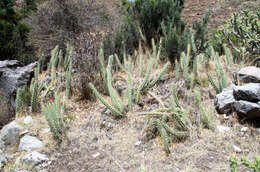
xmin=0 ymin=89 xmax=15 ymax=126
xmin=233 ymin=83 xmax=260 ymax=102
xmin=0 ymin=61 xmax=37 ymax=127
xmin=19 ymin=151 xmax=49 ymax=167
xmin=234 ymin=100 xmax=260 ymax=119
xmin=19 ymin=135 xmax=43 ymax=151
xmin=215 ymin=89 xmax=236 ymax=114
xmin=236 ymin=66 xmax=260 ymax=83
xmin=23 ymin=116 xmax=33 ymax=124
xmin=0 ymin=121 xmax=21 ymax=146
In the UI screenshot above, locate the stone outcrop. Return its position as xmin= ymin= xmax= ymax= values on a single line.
xmin=215 ymin=82 xmax=260 ymax=119
xmin=214 ymin=89 xmax=236 ymax=114
xmin=0 ymin=60 xmax=36 ymax=127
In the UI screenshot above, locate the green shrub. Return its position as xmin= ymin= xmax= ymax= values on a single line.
xmin=103 ymin=0 xmax=185 ymax=58
xmin=0 ymin=0 xmax=33 ymax=63
xmin=212 ymin=8 xmax=260 ymax=64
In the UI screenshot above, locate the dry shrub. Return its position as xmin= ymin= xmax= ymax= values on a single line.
xmin=26 ymin=0 xmax=115 ymax=100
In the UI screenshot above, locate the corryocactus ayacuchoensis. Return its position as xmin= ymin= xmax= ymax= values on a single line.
xmin=16 ymin=87 xmax=22 ymax=114
xmin=42 ymin=93 xmax=64 ymax=141
xmin=89 ymin=83 xmax=123 ymax=117
xmin=126 ymin=61 xmax=133 ymax=111
xmin=31 ymin=81 xmax=38 ymax=112
xmin=148 ymin=62 xmax=170 ymax=88
xmin=65 ymin=59 xmax=72 ymax=99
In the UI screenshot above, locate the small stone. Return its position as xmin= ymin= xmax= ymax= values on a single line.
xmin=92 ymin=152 xmax=100 ymax=158
xmin=233 ymin=145 xmax=242 ymax=153
xmin=217 ymin=125 xmax=231 ymax=132
xmin=240 ymin=127 xmax=248 ymax=133
xmin=135 ymin=141 xmax=142 ymax=146
xmin=23 ymin=116 xmax=33 ymax=124
xmin=18 ymin=135 xmax=43 ymax=151
xmin=19 ymin=151 xmax=49 ymax=167
xmin=40 ymin=128 xmax=50 ymax=134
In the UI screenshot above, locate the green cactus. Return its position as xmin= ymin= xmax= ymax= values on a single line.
xmin=31 ymin=81 xmax=38 ymax=112
xmin=126 ymin=61 xmax=133 ymax=111
xmin=42 ymin=93 xmax=64 ymax=141
xmin=175 ymin=60 xmax=180 ymax=80
xmin=106 ymin=55 xmax=124 ymax=112
xmin=89 ymin=83 xmax=123 ymax=117
xmin=156 ymin=119 xmax=170 ymax=154
xmin=16 ymin=87 xmax=22 ymax=114
xmin=148 ymin=62 xmax=170 ymax=88
xmin=136 ymin=59 xmax=154 ymax=102
xmin=65 ymin=59 xmax=72 ymax=99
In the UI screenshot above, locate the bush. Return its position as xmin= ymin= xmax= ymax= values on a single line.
xmin=26 ymin=0 xmax=109 ymax=53
xmin=211 ymin=8 xmax=260 ymax=64
xmin=162 ymin=13 xmax=210 ymax=65
xmin=103 ymin=0 xmax=185 ymax=58
xmin=0 ymin=0 xmax=34 ymax=64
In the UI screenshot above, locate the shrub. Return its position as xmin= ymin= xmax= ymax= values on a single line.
xmin=26 ymin=0 xmax=108 ymax=53
xmin=211 ymin=8 xmax=260 ymax=64
xmin=103 ymin=0 xmax=185 ymax=58
xmin=0 ymin=0 xmax=34 ymax=64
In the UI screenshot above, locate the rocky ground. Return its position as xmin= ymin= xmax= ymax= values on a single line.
xmin=1 ymin=0 xmax=260 ymax=172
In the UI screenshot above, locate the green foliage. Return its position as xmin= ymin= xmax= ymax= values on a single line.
xmin=65 ymin=60 xmax=72 ymax=99
xmin=103 ymin=0 xmax=185 ymax=58
xmin=212 ymin=8 xmax=260 ymax=63
xmin=229 ymin=155 xmax=260 ymax=172
xmin=241 ymin=156 xmax=260 ymax=172
xmin=0 ymin=0 xmax=34 ymax=63
xmin=42 ymin=93 xmax=64 ymax=141
xmin=230 ymin=155 xmax=238 ymax=172
xmin=31 ymin=81 xmax=38 ymax=112
xmin=126 ymin=61 xmax=133 ymax=111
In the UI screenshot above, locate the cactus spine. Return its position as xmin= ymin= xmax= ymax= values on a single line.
xmin=148 ymin=62 xmax=170 ymax=88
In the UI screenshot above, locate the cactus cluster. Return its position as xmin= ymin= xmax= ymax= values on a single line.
xmin=139 ymin=85 xmax=189 ymax=153
xmin=207 ymin=47 xmax=228 ymax=93
xmin=42 ymin=93 xmax=64 ymax=141
xmin=90 ymin=55 xmax=126 ymax=117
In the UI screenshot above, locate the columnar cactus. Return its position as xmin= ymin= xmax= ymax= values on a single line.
xmin=31 ymin=81 xmax=38 ymax=112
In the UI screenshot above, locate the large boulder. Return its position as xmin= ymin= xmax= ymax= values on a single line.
xmin=0 ymin=121 xmax=21 ymax=147
xmin=233 ymin=83 xmax=260 ymax=102
xmin=235 ymin=66 xmax=260 ymax=84
xmin=0 ymin=60 xmax=37 ymax=127
xmin=234 ymin=100 xmax=260 ymax=119
xmin=215 ymin=89 xmax=236 ymax=114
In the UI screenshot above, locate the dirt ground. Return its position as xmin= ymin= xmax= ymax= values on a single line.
xmin=44 ymin=1 xmax=260 ymax=172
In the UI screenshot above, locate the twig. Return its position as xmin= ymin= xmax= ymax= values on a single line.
xmin=148 ymin=91 xmax=165 ymax=108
